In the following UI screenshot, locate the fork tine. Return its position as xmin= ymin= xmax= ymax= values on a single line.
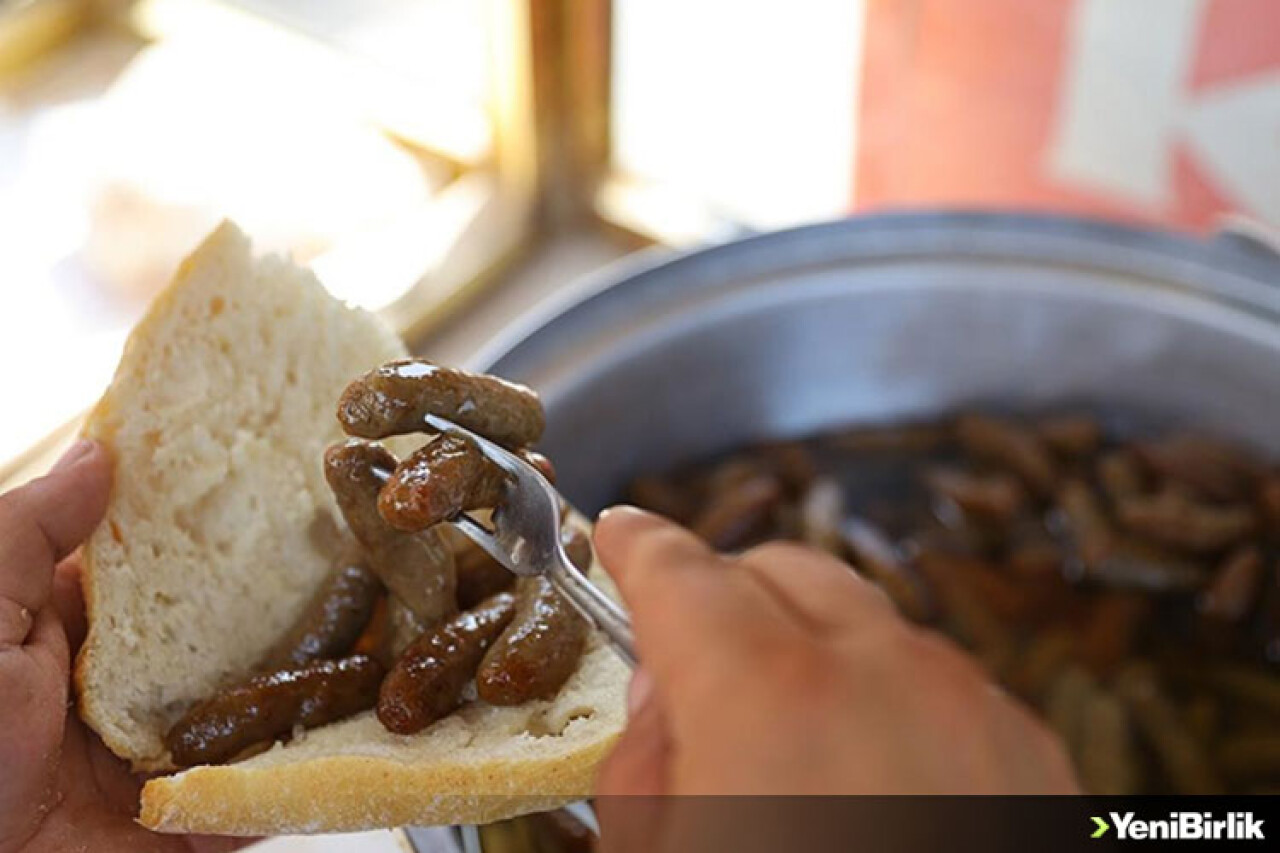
xmin=451 ymin=513 xmax=514 ymax=570
xmin=424 ymin=413 xmax=637 ymax=665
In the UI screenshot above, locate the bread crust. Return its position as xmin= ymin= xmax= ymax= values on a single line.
xmin=140 ymin=734 xmax=618 ymax=834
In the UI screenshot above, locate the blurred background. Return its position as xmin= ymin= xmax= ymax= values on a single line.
xmin=2 ymin=0 xmax=1277 ymax=485
xmin=0 ymin=0 xmax=1277 ymax=845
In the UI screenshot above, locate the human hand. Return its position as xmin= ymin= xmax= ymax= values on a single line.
xmin=0 ymin=440 xmax=245 ymax=853
xmin=592 ymin=507 xmax=1078 ymax=848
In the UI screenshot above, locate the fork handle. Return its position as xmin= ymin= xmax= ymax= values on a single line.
xmin=549 ymin=551 xmax=637 ymax=668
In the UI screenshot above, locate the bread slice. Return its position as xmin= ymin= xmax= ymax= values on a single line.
xmin=76 ymin=221 xmax=628 ymax=833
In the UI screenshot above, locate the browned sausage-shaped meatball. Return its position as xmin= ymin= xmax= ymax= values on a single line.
xmin=377 ymin=593 xmax=516 ymax=734
xmin=1199 ymin=546 xmax=1264 ymax=624
xmin=385 ymin=596 xmax=430 ymax=659
xmin=1055 ymin=479 xmax=1114 ymax=570
xmin=325 ymin=439 xmax=456 ymax=627
xmin=1259 ymin=476 xmax=1280 ymax=539
xmin=337 ymin=359 xmax=545 ymax=448
xmin=925 ymin=467 xmax=1026 ymax=524
xmin=562 ymin=527 xmax=593 ymax=572
xmin=354 ymin=595 xmax=391 ymax=659
xmin=916 ymin=551 xmax=1016 ymax=675
xmin=456 ymin=544 xmax=516 ymax=610
xmin=843 ymin=516 xmax=934 ymax=622
xmin=520 ymin=450 xmax=556 ymax=484
xmin=1090 ymin=539 xmax=1207 ymax=593
xmin=627 ymin=474 xmax=696 ymax=523
xmin=1115 ymin=662 xmax=1226 ymax=794
xmin=1256 ymin=569 xmax=1280 ymax=664
xmin=378 ymin=435 xmax=508 ymax=532
xmin=1035 ymin=414 xmax=1102 ymax=459
xmin=956 ymin=414 xmax=1057 ymax=498
xmin=263 ymin=556 xmax=383 ymax=669
xmin=165 ymin=655 xmax=384 ymax=767
xmin=690 ymin=473 xmax=782 ymax=551
xmin=1115 ymin=489 xmax=1256 ymax=554
xmin=1097 ymin=450 xmax=1148 ymax=504
xmin=1076 ymin=593 xmax=1151 ymax=678
xmin=1135 ymin=434 xmax=1261 ymax=502
xmin=352 ymin=595 xmax=433 ymax=669
xmin=476 ymin=576 xmax=588 ymax=706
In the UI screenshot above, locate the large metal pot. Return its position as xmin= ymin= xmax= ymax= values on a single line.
xmin=472 ymin=212 xmax=1280 ymax=512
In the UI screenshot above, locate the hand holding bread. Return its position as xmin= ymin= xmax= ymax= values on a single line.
xmin=0 ymin=440 xmax=244 ymax=853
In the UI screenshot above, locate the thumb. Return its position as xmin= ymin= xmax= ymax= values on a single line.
xmin=0 ymin=440 xmax=110 ymax=648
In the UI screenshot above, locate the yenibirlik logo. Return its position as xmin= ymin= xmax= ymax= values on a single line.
xmin=1092 ymin=812 xmax=1265 ymax=841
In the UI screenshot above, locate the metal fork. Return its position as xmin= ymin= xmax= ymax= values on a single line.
xmin=423 ymin=414 xmax=637 ymax=667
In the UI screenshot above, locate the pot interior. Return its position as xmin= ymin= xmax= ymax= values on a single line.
xmin=481 ymin=217 xmax=1280 ymax=512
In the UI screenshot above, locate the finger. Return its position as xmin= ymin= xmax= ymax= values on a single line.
xmin=986 ymin=688 xmax=1081 ymax=794
xmin=594 ymin=507 xmax=804 ymax=695
xmin=0 ymin=441 xmax=110 ymax=647
xmin=627 ymin=667 xmax=655 ymax=715
xmin=595 ymin=506 xmax=720 ymax=592
xmin=23 ymin=604 xmax=70 ymax=679
xmin=0 ymin=602 xmax=34 ymax=651
xmin=0 ymin=602 xmax=69 ymax=844
xmin=53 ymin=558 xmax=87 ymax=653
xmin=734 ymin=542 xmax=895 ymax=635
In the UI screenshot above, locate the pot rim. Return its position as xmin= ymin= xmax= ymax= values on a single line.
xmin=471 ymin=210 xmax=1280 ymax=376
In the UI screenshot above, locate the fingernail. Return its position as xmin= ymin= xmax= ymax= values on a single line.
xmin=627 ymin=668 xmax=655 ymax=715
xmin=597 ymin=505 xmax=657 ymax=524
xmin=51 ymin=440 xmax=95 ymax=473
